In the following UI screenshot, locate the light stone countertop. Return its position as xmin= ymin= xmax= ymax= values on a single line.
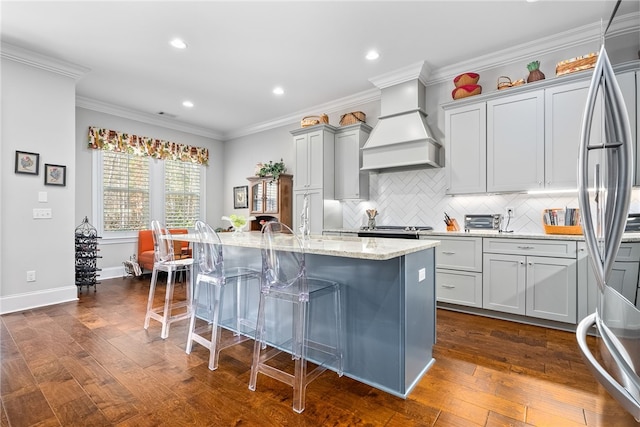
xmin=324 ymin=228 xmax=640 ymax=243
xmin=172 ymin=231 xmax=440 ymax=261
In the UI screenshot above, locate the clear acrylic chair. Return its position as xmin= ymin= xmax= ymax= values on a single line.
xmin=186 ymin=220 xmax=260 ymax=370
xmin=143 ymin=220 xmax=194 ymax=339
xmin=248 ymin=222 xmax=343 ymax=413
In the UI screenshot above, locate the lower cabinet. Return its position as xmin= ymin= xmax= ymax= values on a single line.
xmin=577 ymin=242 xmax=640 ymax=321
xmin=482 ymin=239 xmax=577 ymax=323
xmin=435 ymin=236 xmax=483 ymax=308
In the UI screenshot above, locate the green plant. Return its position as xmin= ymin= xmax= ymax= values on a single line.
xmin=256 ymin=159 xmax=286 ymax=181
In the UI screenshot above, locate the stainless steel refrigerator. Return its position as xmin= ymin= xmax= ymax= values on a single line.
xmin=576 ymin=30 xmax=640 ymax=421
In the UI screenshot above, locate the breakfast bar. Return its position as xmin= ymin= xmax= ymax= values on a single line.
xmin=177 ymin=231 xmax=440 ymax=398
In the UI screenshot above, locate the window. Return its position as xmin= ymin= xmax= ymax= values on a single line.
xmin=102 ymin=151 xmax=150 ymax=232
xmin=95 ymin=151 xmax=204 ymax=238
xmin=164 ymin=160 xmax=201 ymax=228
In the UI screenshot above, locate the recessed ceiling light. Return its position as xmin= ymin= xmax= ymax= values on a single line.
xmin=366 ymin=50 xmax=380 ymax=60
xmin=182 ymin=101 xmax=194 ymax=108
xmin=170 ymin=38 xmax=187 ymax=49
xmin=273 ymin=87 xmax=284 ymax=95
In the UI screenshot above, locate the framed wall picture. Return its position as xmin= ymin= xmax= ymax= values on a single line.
xmin=15 ymin=151 xmax=40 ymax=175
xmin=44 ymin=164 xmax=66 ymax=186
xmin=233 ymin=185 xmax=248 ymax=209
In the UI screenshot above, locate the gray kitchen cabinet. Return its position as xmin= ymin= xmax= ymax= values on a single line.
xmin=291 ymin=125 xmax=338 ymax=234
xmin=487 ymin=90 xmax=544 ymax=192
xmin=483 ymin=238 xmax=577 ymax=323
xmin=444 ymin=102 xmax=486 ymax=194
xmin=544 ymin=80 xmax=602 ymax=190
xmin=577 ymin=241 xmax=640 ymax=321
xmin=435 ymin=236 xmax=483 ymax=307
xmin=334 ymin=123 xmax=372 ymax=200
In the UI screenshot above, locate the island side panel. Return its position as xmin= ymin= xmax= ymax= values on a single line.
xmin=403 ymin=247 xmax=436 ymax=394
xmin=306 ymin=248 xmax=436 ymax=397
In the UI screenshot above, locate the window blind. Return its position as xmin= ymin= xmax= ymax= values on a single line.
xmin=102 ymin=151 xmax=150 ymax=231
xmin=164 ymin=160 xmax=201 ymax=228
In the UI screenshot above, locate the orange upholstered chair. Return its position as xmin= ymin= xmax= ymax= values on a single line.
xmin=137 ymin=228 xmax=191 ymax=272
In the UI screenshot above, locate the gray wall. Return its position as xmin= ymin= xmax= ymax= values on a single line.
xmin=75 ymin=107 xmax=225 ymax=278
xmin=1 ymin=57 xmax=78 ymax=313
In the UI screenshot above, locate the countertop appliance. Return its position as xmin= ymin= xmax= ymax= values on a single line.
xmin=575 ymin=13 xmax=640 ymax=422
xmin=464 ymin=214 xmax=502 ymax=231
xmin=357 ymin=225 xmax=433 ymax=239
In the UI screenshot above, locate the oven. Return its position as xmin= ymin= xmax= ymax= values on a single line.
xmin=357 ymin=225 xmax=433 ymax=239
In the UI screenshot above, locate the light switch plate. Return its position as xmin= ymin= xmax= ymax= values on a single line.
xmin=33 ymin=208 xmax=52 ymax=219
xmin=38 ymin=191 xmax=48 ymax=202
xmin=418 ymin=268 xmax=426 ymax=282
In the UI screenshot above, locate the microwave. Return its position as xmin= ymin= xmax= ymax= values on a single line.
xmin=464 ymin=214 xmax=502 ymax=231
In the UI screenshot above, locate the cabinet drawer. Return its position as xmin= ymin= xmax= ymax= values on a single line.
xmin=436 ymin=270 xmax=483 ymax=308
xmin=484 ymin=238 xmax=576 ymax=258
xmin=615 ymin=243 xmax=640 ymax=262
xmin=436 ymin=237 xmax=482 ymax=272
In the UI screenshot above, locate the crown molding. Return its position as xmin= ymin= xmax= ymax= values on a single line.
xmin=1 ymin=42 xmax=89 ymax=80
xmin=368 ymin=61 xmax=432 ymax=89
xmin=427 ymin=11 xmax=639 ymax=86
xmin=223 ymin=87 xmax=381 ymax=140
xmin=76 ymin=96 xmax=224 ymax=140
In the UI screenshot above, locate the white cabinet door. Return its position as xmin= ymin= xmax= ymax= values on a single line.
xmin=293 ymin=189 xmax=323 ymax=234
xmin=444 ymin=102 xmax=486 ymax=194
xmin=435 ymin=236 xmax=482 ymax=271
xmin=335 ymin=124 xmax=371 ymax=200
xmin=293 ymin=126 xmax=335 ymax=193
xmin=294 ymin=133 xmax=310 ymax=191
xmin=483 ymin=253 xmax=526 ymax=315
xmin=308 ymin=130 xmax=327 ymax=190
xmin=487 ymin=90 xmax=544 ymax=192
xmin=525 ymin=256 xmax=577 ymax=323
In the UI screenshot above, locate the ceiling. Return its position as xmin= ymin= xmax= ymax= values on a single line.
xmin=2 ymin=1 xmax=638 ymax=140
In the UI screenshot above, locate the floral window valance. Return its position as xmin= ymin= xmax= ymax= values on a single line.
xmin=87 ymin=126 xmax=209 ymax=165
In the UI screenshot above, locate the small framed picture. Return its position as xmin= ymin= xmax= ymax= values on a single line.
xmin=233 ymin=185 xmax=248 ymax=209
xmin=44 ymin=164 xmax=66 ymax=186
xmin=15 ymin=151 xmax=40 ymax=175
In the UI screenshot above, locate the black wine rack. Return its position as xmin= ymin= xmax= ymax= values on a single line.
xmin=75 ymin=216 xmax=102 ymax=292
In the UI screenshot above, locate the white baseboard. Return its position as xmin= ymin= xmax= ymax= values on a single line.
xmin=0 ymin=286 xmax=78 ymax=315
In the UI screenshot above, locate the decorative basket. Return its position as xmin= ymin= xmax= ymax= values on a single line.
xmin=339 ymin=111 xmax=366 ymax=126
xmin=301 ymin=114 xmax=329 ymax=128
xmin=512 ymin=78 xmax=525 ymax=87
xmin=556 ymin=53 xmax=598 ymax=76
xmin=453 ymin=72 xmax=480 ymax=87
xmin=497 ymin=76 xmax=512 ymax=90
xmin=452 ymin=84 xmax=482 ymax=100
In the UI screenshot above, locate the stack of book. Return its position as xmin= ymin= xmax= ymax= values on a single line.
xmin=543 ymin=208 xmax=582 ymax=234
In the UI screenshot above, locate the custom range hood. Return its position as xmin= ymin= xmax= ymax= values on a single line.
xmin=361 ymin=61 xmax=442 ymax=171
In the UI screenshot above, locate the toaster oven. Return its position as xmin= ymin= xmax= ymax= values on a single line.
xmin=464 ymin=214 xmax=502 ymax=231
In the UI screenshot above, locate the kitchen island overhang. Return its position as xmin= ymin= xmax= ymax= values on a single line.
xmin=173 ymin=232 xmax=440 ymax=398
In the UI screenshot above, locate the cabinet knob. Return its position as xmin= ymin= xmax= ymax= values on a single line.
xmin=538 ymin=181 xmax=542 ymax=185
xmin=528 ymin=262 xmax=533 ymax=266
xmin=442 ymin=284 xmax=455 ymax=289
xmin=519 ymin=261 xmax=524 ymax=265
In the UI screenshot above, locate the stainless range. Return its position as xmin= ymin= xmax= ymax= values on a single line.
xmin=357 ymin=225 xmax=433 ymax=239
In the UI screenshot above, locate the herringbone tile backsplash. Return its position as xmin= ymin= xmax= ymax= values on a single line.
xmin=341 ymin=168 xmax=640 ymax=232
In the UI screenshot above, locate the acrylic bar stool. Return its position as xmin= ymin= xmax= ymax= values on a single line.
xmin=143 ymin=220 xmax=194 ymax=339
xmin=248 ymin=222 xmax=343 ymax=413
xmin=186 ymin=220 xmax=260 ymax=370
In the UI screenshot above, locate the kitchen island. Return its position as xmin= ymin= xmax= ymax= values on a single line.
xmin=176 ymin=231 xmax=440 ymax=398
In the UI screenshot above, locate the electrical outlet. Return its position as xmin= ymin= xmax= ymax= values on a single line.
xmin=506 ymin=207 xmax=515 ymax=218
xmin=26 ymin=271 xmax=36 ymax=282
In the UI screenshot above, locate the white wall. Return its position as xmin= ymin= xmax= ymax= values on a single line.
xmin=1 ymin=57 xmax=79 ymax=313
xmin=75 ymin=107 xmax=225 ymax=278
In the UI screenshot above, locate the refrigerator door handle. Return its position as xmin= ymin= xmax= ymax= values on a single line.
xmin=577 ymin=313 xmax=640 ymax=421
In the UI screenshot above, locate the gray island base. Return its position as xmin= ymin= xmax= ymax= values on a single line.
xmin=174 ymin=232 xmax=440 ymax=398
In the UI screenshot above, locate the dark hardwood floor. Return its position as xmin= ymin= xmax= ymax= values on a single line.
xmin=1 ymin=276 xmax=637 ymax=426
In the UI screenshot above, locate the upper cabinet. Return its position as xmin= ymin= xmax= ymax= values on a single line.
xmin=291 ymin=125 xmax=341 ymax=234
xmin=334 ymin=123 xmax=372 ymax=200
xmin=292 ymin=125 xmax=335 ymax=194
xmin=442 ymin=61 xmax=640 ymax=194
xmin=444 ymin=103 xmax=486 ymax=195
xmin=487 ymin=90 xmax=545 ymax=192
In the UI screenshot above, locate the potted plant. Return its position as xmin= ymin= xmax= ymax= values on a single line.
xmin=255 ymin=159 xmax=286 ymax=182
